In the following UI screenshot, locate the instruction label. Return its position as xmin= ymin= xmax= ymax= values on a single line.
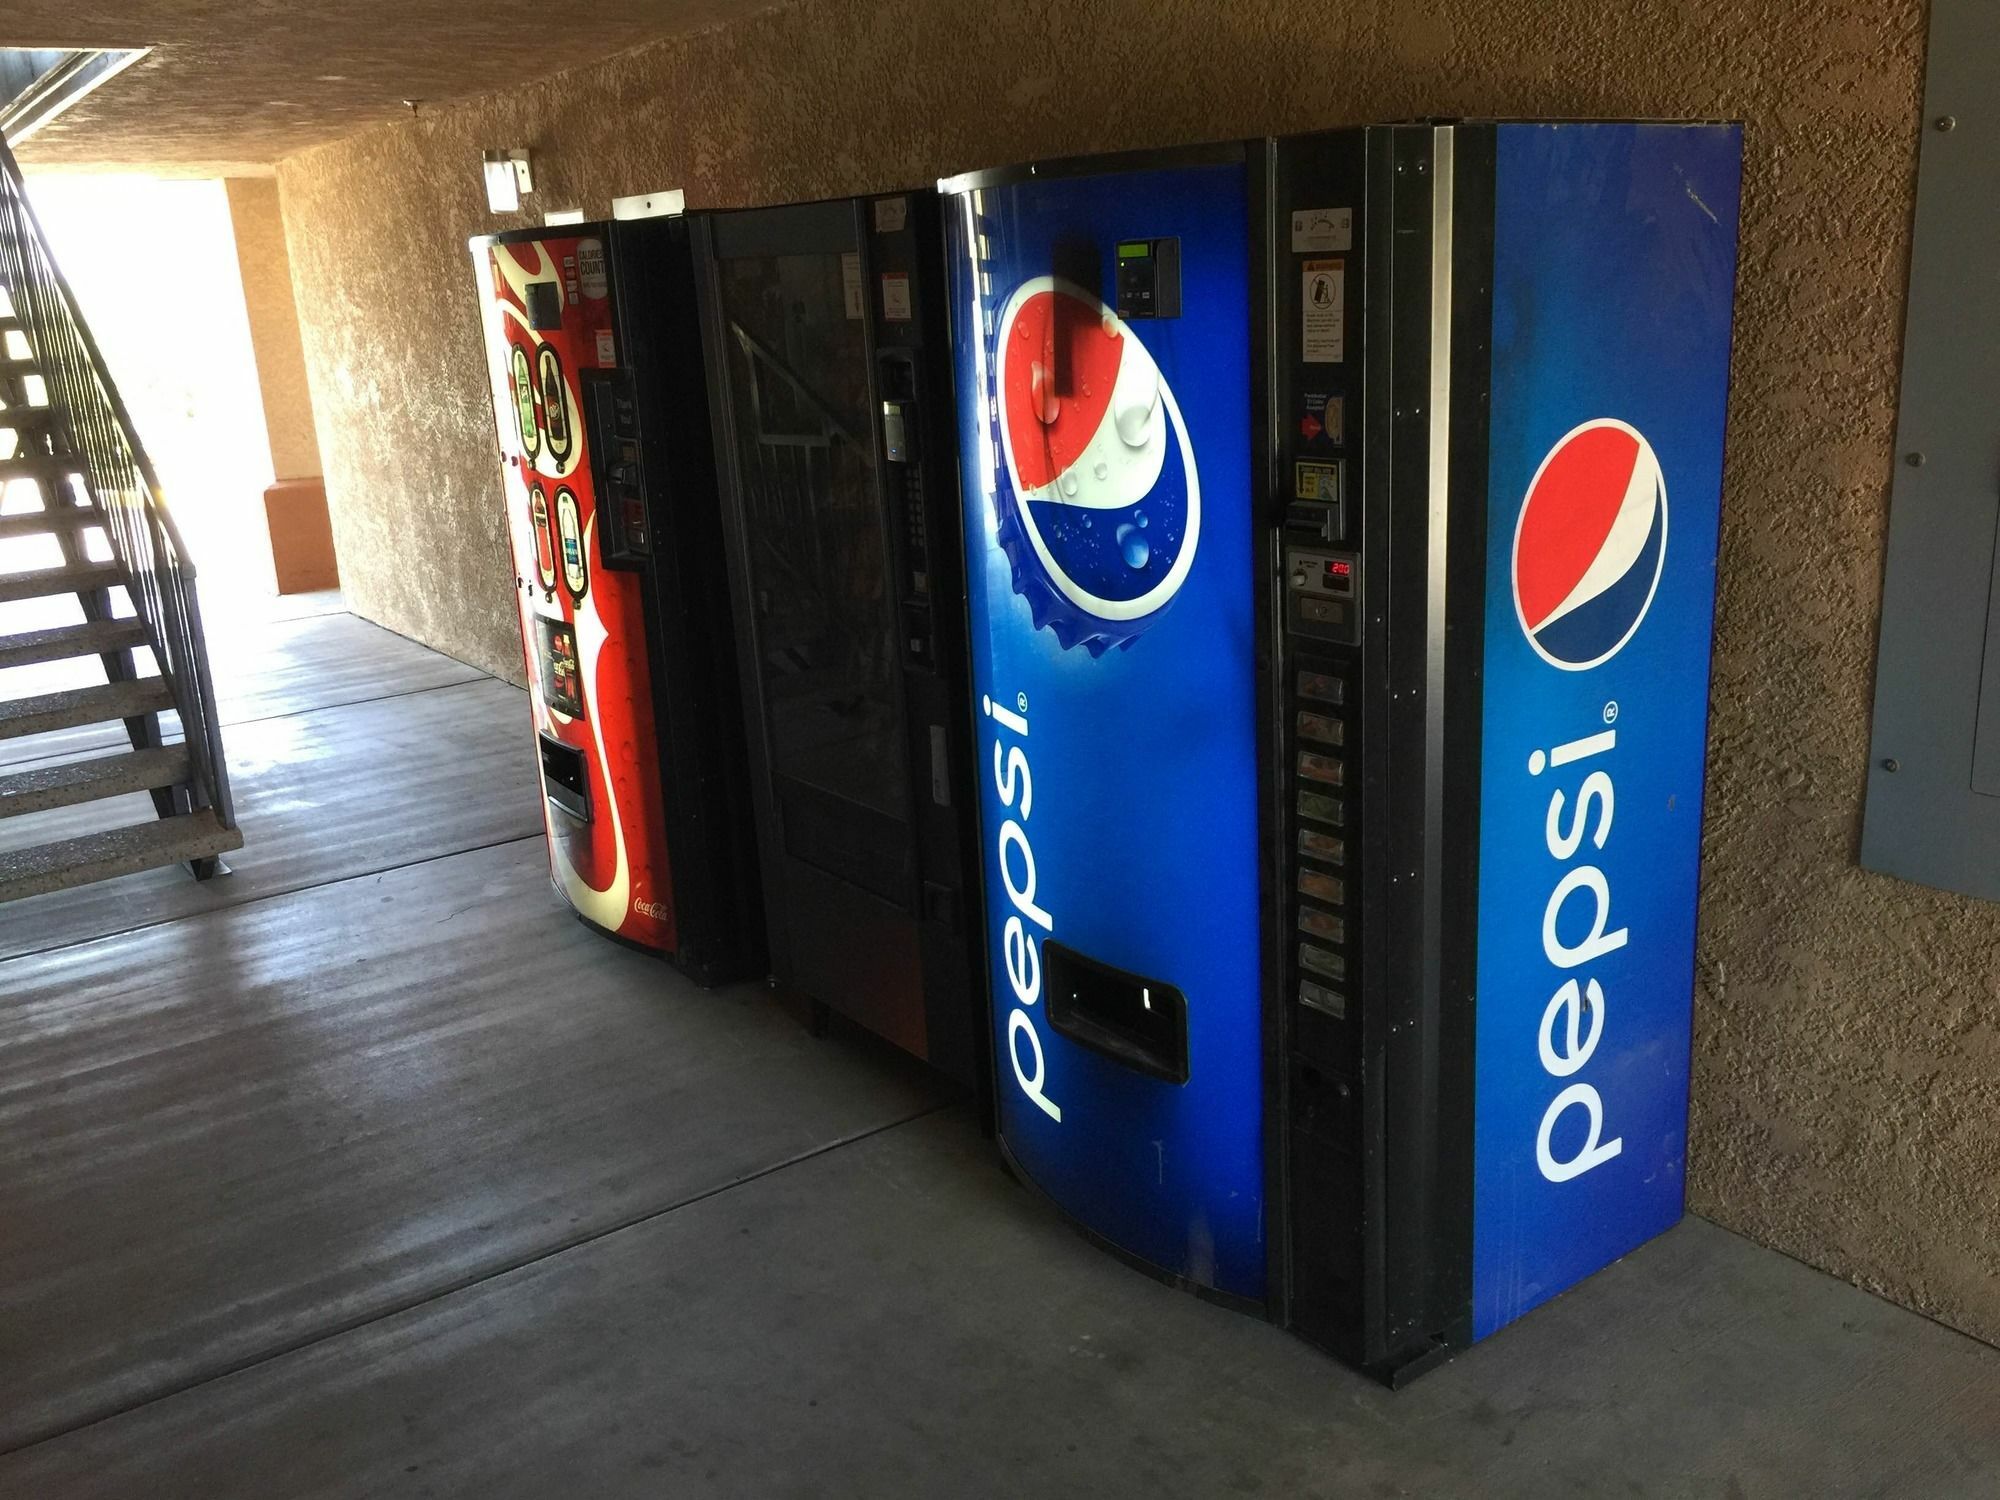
xmin=1290 ymin=207 xmax=1352 ymax=253
xmin=1303 ymin=258 xmax=1344 ymax=363
xmin=1299 ymin=391 xmax=1343 ymax=447
xmin=1295 ymin=460 xmax=1340 ymax=502
xmin=873 ymin=196 xmax=908 ymax=234
xmin=881 ymin=271 xmax=913 ymax=322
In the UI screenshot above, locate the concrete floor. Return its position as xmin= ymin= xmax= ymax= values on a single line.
xmin=2 ymin=604 xmax=1998 ymax=1497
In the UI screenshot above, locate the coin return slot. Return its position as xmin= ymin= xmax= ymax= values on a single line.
xmin=1298 ymin=905 xmax=1344 ymax=941
xmin=1299 ymin=944 xmax=1347 ymax=982
xmin=1298 ymin=829 xmax=1345 ymax=865
xmin=1297 ymin=868 xmax=1345 ymax=905
xmin=1296 ymin=789 xmax=1344 ymax=826
xmin=1299 ymin=980 xmax=1346 ymax=1020
xmin=1298 ymin=751 xmax=1344 ymax=786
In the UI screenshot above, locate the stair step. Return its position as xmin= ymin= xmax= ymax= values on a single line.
xmin=0 ymin=617 xmax=150 ymax=670
xmin=0 ymin=559 xmax=123 ymax=604
xmin=0 ymin=453 xmax=78 ymax=484
xmin=0 ymin=745 xmax=189 ymax=819
xmin=0 ymin=677 xmax=172 ymax=741
xmin=0 ymin=404 xmax=52 ymax=431
xmin=0 ymin=808 xmax=239 ymax=903
xmin=0 ymin=504 xmax=102 ymax=542
xmin=0 ymin=356 xmax=34 ymax=377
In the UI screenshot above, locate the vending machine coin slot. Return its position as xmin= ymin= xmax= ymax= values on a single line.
xmin=1286 ymin=546 xmax=1361 ymax=644
xmin=882 ymin=401 xmax=912 ymax=463
xmin=1115 ymin=236 xmax=1182 ymax=319
xmin=1286 ymin=501 xmax=1342 ymax=542
xmin=1289 ymin=460 xmax=1343 ymax=539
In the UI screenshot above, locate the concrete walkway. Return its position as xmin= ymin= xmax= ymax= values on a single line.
xmin=1 ymin=604 xmax=1996 ymax=1497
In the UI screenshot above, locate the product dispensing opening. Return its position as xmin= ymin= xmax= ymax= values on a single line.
xmin=538 ymin=731 xmax=590 ymax=823
xmin=1044 ymin=941 xmax=1191 ymax=1085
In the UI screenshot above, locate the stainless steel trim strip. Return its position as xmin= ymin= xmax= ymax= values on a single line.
xmin=1421 ymin=126 xmax=1454 ymax=1058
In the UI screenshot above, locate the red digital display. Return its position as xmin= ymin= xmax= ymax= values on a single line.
xmin=1327 ymin=558 xmax=1352 ymax=578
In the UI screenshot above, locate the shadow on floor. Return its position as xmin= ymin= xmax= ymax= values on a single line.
xmin=1 ymin=607 xmax=1996 ymax=1497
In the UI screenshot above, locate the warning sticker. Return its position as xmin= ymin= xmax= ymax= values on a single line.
xmin=841 ymin=252 xmax=863 ymax=320
xmin=1300 ymin=392 xmax=1343 ymax=447
xmin=595 ymin=329 xmax=617 ymax=366
xmin=1303 ymin=259 xmax=1344 ymax=363
xmin=881 ymin=271 xmax=913 ymax=322
xmin=1295 ymin=460 xmax=1340 ymax=502
xmin=1291 ymin=207 xmax=1352 ymax=254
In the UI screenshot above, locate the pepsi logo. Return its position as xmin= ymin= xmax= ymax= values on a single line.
xmin=1512 ymin=419 xmax=1667 ymax=671
xmin=992 ymin=277 xmax=1199 ymax=654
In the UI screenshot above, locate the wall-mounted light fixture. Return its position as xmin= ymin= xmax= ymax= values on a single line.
xmin=482 ymin=148 xmax=534 ymax=214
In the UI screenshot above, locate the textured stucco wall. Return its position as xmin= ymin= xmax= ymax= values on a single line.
xmin=225 ymin=178 xmax=323 ymax=482
xmin=275 ymin=1 xmax=2000 ymax=1342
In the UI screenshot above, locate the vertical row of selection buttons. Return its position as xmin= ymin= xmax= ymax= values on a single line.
xmin=903 ymin=466 xmax=930 ymax=598
xmin=1293 ymin=665 xmax=1349 ymax=1020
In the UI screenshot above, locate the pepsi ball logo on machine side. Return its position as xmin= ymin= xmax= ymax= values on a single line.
xmin=992 ymin=277 xmax=1200 ymax=656
xmin=1511 ymin=418 xmax=1666 ymax=671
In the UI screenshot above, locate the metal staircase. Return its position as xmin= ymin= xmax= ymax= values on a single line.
xmin=0 ymin=138 xmax=239 ymax=903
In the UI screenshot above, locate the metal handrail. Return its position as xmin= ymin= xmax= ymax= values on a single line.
xmin=0 ymin=138 xmax=235 ymax=830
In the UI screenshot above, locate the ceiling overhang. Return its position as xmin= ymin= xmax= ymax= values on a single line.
xmin=0 ymin=2 xmax=785 ymax=176
xmin=2 ymin=48 xmax=148 ymax=149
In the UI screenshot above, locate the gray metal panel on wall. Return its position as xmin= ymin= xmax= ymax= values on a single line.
xmin=1861 ymin=0 xmax=2000 ymax=900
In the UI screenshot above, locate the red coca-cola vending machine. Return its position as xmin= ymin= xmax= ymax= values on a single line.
xmin=471 ymin=217 xmax=760 ymax=981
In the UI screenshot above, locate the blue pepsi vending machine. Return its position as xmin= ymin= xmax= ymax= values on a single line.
xmin=941 ymin=122 xmax=1740 ymax=1381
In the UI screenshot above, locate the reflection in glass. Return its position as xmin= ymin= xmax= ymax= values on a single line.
xmin=718 ymin=251 xmax=906 ymax=819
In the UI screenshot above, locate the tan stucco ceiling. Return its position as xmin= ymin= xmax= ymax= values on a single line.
xmin=4 ymin=1 xmax=782 ymax=176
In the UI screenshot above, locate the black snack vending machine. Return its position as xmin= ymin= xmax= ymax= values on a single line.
xmin=692 ymin=192 xmax=985 ymax=1090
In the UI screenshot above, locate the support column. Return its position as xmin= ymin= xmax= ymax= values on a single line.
xmin=225 ymin=176 xmax=338 ymax=595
